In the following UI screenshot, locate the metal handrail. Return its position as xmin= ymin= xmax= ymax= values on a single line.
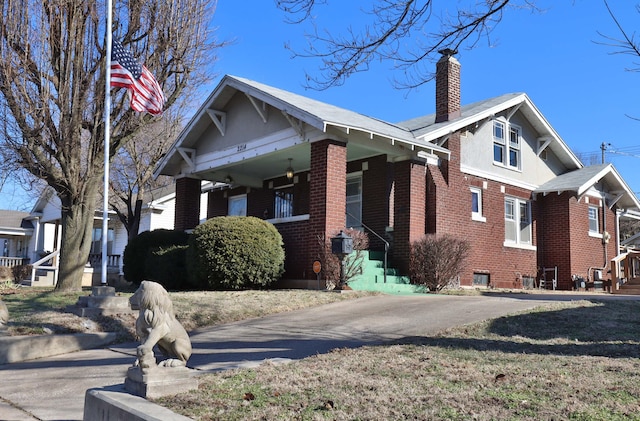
xmin=346 ymin=212 xmax=389 ymax=284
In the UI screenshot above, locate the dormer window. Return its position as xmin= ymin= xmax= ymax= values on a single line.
xmin=493 ymin=120 xmax=521 ymax=170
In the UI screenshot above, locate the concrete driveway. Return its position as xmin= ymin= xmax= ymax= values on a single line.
xmin=0 ymin=292 xmax=623 ymax=420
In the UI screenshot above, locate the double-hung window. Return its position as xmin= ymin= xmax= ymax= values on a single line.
xmin=588 ymin=205 xmax=599 ymax=234
xmin=504 ymin=197 xmax=532 ymax=247
xmin=346 ymin=175 xmax=362 ymax=228
xmin=493 ymin=120 xmax=521 ymax=170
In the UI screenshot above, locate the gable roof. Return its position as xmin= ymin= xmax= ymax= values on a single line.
xmin=398 ymin=92 xmax=583 ymax=170
xmin=157 ymin=75 xmax=584 ymax=179
xmin=0 ymin=210 xmax=33 ymax=236
xmin=534 ymin=163 xmax=640 ymax=210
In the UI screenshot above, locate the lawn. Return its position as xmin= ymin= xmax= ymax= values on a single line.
xmin=3 ymin=284 xmax=640 ymax=420
xmin=155 ymin=298 xmax=640 ymax=421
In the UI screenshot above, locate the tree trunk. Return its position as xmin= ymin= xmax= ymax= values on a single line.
xmin=55 ymin=191 xmax=98 ymax=292
xmin=128 ymin=199 xmax=143 ymax=243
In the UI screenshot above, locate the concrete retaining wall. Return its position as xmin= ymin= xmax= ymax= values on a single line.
xmin=84 ymin=388 xmax=193 ymax=421
xmin=0 ymin=332 xmax=116 ymax=364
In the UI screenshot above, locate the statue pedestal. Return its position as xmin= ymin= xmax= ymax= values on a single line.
xmin=67 ymin=286 xmax=135 ymax=317
xmin=124 ymin=366 xmax=198 ymax=399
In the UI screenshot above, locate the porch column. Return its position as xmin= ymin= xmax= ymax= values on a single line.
xmin=174 ymin=177 xmax=201 ymax=231
xmin=308 ymin=139 xmax=347 ymax=274
xmin=393 ymin=159 xmax=426 ymax=274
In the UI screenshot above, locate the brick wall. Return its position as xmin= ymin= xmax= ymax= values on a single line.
xmin=393 ymin=159 xmax=426 ymax=273
xmin=424 ymin=133 xmax=538 ymax=288
xmin=357 ymin=155 xmax=391 ymax=250
xmin=174 ymin=177 xmax=201 ymax=231
xmin=307 ymin=139 xmax=347 ymax=278
xmin=274 ymin=218 xmax=310 ymax=279
xmin=538 ymin=193 xmax=617 ymax=289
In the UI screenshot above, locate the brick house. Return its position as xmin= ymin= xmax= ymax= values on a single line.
xmin=155 ymin=51 xmax=640 ymax=290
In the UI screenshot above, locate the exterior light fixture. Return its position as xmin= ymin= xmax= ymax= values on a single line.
xmin=286 ymin=158 xmax=294 ymax=180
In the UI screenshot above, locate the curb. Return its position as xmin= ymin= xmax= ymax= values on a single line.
xmin=0 ymin=332 xmax=116 ymax=364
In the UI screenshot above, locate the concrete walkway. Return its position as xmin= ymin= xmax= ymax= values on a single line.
xmin=0 ymin=292 xmax=624 ymax=420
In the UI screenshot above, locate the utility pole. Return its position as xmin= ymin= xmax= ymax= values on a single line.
xmin=601 ymin=142 xmax=609 ymax=164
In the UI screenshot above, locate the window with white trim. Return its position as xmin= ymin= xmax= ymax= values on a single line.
xmin=471 ymin=187 xmax=485 ymax=222
xmin=228 ymin=194 xmax=247 ymax=216
xmin=493 ymin=120 xmax=521 ymax=170
xmin=505 ymin=197 xmax=532 ymax=245
xmin=346 ymin=175 xmax=362 ymax=228
xmin=588 ymin=205 xmax=599 ymax=233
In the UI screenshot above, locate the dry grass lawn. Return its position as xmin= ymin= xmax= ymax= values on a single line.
xmin=156 ymin=299 xmax=640 ymax=421
xmin=4 ymin=283 xmax=640 ymax=420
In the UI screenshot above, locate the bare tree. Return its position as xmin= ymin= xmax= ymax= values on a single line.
xmin=109 ymin=108 xmax=181 ymax=244
xmin=276 ymin=0 xmax=539 ymax=90
xmin=0 ymin=1 xmax=222 ymax=291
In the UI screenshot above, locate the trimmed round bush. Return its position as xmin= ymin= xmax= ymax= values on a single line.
xmin=188 ymin=216 xmax=285 ymax=290
xmin=123 ymin=229 xmax=190 ymax=288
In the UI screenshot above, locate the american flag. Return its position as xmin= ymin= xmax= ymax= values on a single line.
xmin=110 ymin=40 xmax=165 ymax=116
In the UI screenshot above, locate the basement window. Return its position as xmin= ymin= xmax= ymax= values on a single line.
xmin=473 ymin=273 xmax=490 ymax=286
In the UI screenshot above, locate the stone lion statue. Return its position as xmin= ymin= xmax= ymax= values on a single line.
xmin=129 ymin=281 xmax=192 ymax=372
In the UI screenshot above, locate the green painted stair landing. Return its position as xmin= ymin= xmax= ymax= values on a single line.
xmin=348 ymin=251 xmax=427 ymax=295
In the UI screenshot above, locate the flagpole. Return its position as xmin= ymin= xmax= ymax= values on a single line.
xmin=101 ymin=0 xmax=112 ymax=286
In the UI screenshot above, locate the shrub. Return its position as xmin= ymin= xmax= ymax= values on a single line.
xmin=145 ymin=244 xmax=191 ymax=290
xmin=0 ymin=266 xmax=11 ymax=282
xmin=409 ymin=234 xmax=470 ymax=292
xmin=123 ymin=229 xmax=190 ymax=288
xmin=318 ymin=228 xmax=369 ymax=289
xmin=188 ymin=216 xmax=285 ymax=290
xmin=12 ymin=265 xmax=32 ymax=283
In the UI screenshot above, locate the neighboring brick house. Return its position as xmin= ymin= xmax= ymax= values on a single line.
xmin=155 ymin=51 xmax=640 ymax=290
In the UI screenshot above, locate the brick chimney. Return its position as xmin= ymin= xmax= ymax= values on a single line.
xmin=435 ymin=48 xmax=461 ymax=123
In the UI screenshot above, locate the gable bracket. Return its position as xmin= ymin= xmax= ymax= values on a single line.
xmin=506 ymin=103 xmax=522 ymax=121
xmin=608 ymin=191 xmax=624 ymax=209
xmin=282 ymin=111 xmax=305 ymax=139
xmin=245 ymin=93 xmax=268 ymax=123
xmin=177 ymin=147 xmax=196 ymax=171
xmin=537 ymin=136 xmax=552 ymax=157
xmin=206 ymin=109 xmax=226 ymax=136
xmin=435 ymin=133 xmax=450 ymax=147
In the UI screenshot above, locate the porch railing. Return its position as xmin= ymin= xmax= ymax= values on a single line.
xmin=88 ymin=253 xmax=120 ymax=269
xmin=0 ymin=256 xmax=29 ymax=268
xmin=30 ymin=250 xmax=60 ymax=286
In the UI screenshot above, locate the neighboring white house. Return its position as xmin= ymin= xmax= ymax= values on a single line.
xmin=0 ymin=182 xmax=209 ymax=286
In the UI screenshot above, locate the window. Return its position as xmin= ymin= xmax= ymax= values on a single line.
xmin=470 ymin=187 xmax=485 ymax=222
xmin=493 ymin=120 xmax=521 ymax=170
xmin=588 ymin=206 xmax=599 ymax=233
xmin=509 ymin=126 xmax=521 ymax=168
xmin=274 ymin=186 xmax=294 ymax=218
xmin=473 ymin=273 xmax=490 ymax=286
xmin=493 ymin=121 xmax=505 ymax=164
xmin=228 ymin=195 xmax=247 ymax=216
xmin=90 ymin=228 xmax=114 ymax=255
xmin=346 ymin=175 xmax=362 ymax=228
xmin=505 ymin=197 xmax=532 ymax=246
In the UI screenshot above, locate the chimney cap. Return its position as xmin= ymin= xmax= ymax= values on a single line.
xmin=438 ymin=48 xmax=458 ymax=57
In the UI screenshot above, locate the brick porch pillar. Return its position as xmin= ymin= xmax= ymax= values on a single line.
xmin=174 ymin=177 xmax=201 ymax=231
xmin=308 ymin=139 xmax=347 ymax=276
xmin=393 ymin=160 xmax=426 ymax=274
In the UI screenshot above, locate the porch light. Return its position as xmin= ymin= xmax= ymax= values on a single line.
xmin=286 ymin=158 xmax=294 ymax=180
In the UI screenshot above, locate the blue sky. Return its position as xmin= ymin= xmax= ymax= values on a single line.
xmin=2 ymin=0 xmax=640 ymax=210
